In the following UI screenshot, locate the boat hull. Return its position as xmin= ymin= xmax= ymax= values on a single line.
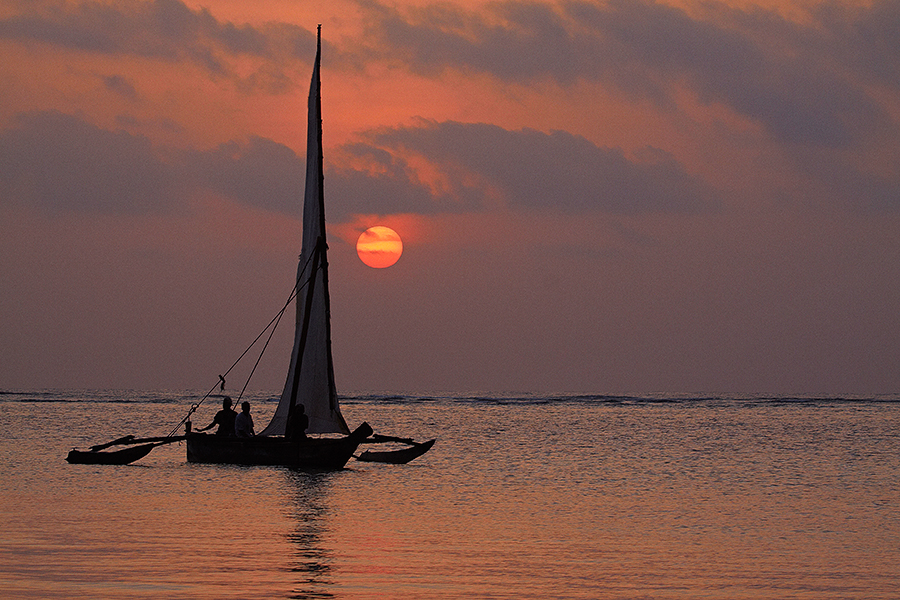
xmin=186 ymin=422 xmax=372 ymax=469
xmin=357 ymin=439 xmax=435 ymax=464
xmin=66 ymin=443 xmax=158 ymax=465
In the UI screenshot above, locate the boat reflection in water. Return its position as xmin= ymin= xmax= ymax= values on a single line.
xmin=282 ymin=470 xmax=337 ymax=599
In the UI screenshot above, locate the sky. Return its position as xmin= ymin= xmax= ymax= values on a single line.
xmin=1 ymin=0 xmax=899 ymax=395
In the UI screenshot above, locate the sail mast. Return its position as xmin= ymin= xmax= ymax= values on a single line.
xmin=310 ymin=26 xmax=345 ymax=432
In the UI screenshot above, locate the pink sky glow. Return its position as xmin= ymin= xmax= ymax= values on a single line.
xmin=1 ymin=0 xmax=899 ymax=395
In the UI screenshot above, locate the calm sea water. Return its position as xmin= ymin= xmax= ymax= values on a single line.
xmin=1 ymin=390 xmax=898 ymax=599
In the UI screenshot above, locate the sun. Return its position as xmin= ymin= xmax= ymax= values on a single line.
xmin=356 ymin=226 xmax=403 ymax=268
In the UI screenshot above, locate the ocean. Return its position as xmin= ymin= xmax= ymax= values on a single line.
xmin=1 ymin=390 xmax=898 ymax=598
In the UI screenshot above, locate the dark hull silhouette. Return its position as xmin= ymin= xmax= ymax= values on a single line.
xmin=67 ymin=443 xmax=159 ymax=465
xmin=186 ymin=423 xmax=373 ymax=469
xmin=357 ymin=439 xmax=436 ymax=464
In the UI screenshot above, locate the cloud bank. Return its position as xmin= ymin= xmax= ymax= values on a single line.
xmin=359 ymin=0 xmax=898 ymax=148
xmin=0 ymin=110 xmax=716 ymax=218
xmin=334 ymin=120 xmax=718 ymax=215
xmin=0 ymin=0 xmax=319 ymax=92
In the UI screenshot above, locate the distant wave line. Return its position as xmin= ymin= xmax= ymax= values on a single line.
xmin=2 ymin=390 xmax=898 ymax=405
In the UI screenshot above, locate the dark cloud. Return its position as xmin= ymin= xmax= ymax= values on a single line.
xmin=358 ymin=0 xmax=591 ymax=84
xmin=103 ymin=74 xmax=139 ymax=100
xmin=183 ymin=136 xmax=304 ymax=214
xmin=4 ymin=1 xmax=895 ymax=147
xmin=0 ymin=0 xmax=318 ymax=92
xmin=357 ymin=0 xmax=896 ymax=148
xmin=0 ymin=110 xmax=174 ymax=213
xmin=812 ymin=0 xmax=900 ymax=90
xmin=0 ymin=0 xmax=223 ymax=60
xmin=345 ymin=120 xmax=719 ymax=215
xmin=0 ymin=111 xmax=303 ymax=215
xmin=4 ymin=107 xmax=894 ymax=216
xmin=0 ymin=111 xmax=717 ymax=218
xmin=326 ymin=142 xmax=454 ymax=219
xmin=794 ymin=149 xmax=900 ymax=212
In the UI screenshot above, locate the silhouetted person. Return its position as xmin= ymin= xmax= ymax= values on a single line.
xmin=235 ymin=401 xmax=255 ymax=437
xmin=288 ymin=404 xmax=309 ymax=440
xmin=196 ymin=396 xmax=237 ymax=436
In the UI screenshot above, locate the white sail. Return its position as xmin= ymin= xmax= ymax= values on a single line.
xmin=260 ymin=27 xmax=350 ymax=436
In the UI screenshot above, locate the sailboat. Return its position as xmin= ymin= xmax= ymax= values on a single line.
xmin=184 ymin=27 xmax=431 ymax=469
xmin=65 ymin=28 xmax=432 ymax=468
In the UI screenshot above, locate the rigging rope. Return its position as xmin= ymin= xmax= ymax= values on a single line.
xmin=167 ymin=251 xmax=321 ymax=438
xmin=236 ymin=297 xmax=288 ymax=403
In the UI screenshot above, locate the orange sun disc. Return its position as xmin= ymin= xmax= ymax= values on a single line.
xmin=356 ymin=226 xmax=403 ymax=268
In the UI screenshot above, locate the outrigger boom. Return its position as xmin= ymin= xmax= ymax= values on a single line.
xmin=66 ymin=435 xmax=186 ymax=465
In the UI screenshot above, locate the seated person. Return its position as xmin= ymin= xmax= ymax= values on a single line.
xmin=287 ymin=404 xmax=309 ymax=440
xmin=196 ymin=397 xmax=237 ymax=436
xmin=235 ymin=401 xmax=255 ymax=437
